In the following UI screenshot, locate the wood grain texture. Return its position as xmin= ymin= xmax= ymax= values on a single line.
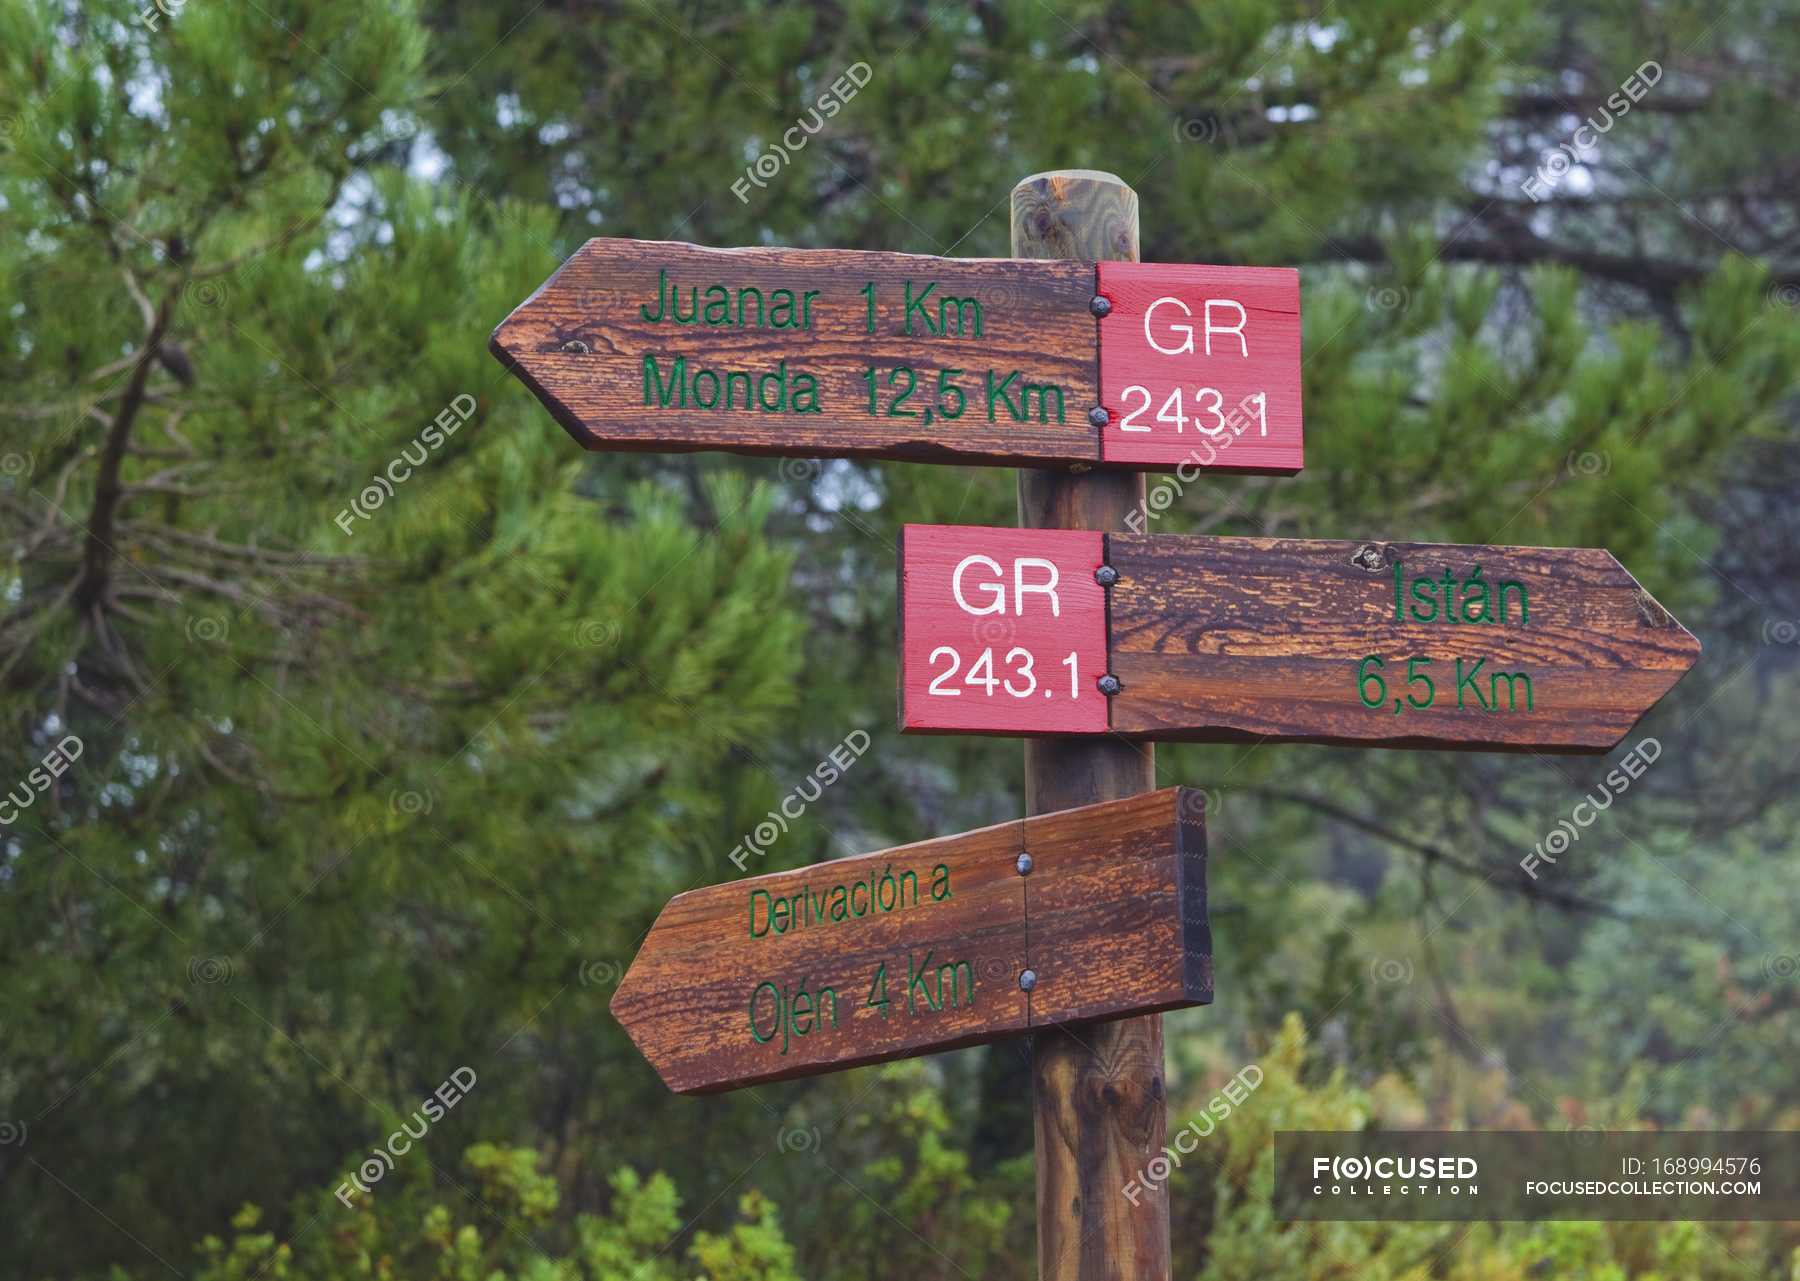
xmin=1012 ymin=168 xmax=1172 ymax=1281
xmin=1096 ymin=261 xmax=1303 ymax=474
xmin=1106 ymin=533 xmax=1701 ymax=752
xmin=490 ymin=237 xmax=1102 ymax=465
xmin=609 ymin=789 xmax=1208 ymax=1095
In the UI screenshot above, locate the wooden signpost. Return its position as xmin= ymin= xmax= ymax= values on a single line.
xmin=490 ymin=237 xmax=1302 ymax=471
xmin=610 ymin=788 xmax=1208 ymax=1094
xmin=899 ymin=524 xmax=1699 ymax=752
xmin=493 ymin=170 xmax=1701 ymax=1281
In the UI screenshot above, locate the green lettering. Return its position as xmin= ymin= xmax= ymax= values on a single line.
xmin=749 ymin=980 xmax=781 ymax=1047
xmin=1409 ymin=577 xmax=1439 ymax=623
xmin=904 ymin=280 xmax=938 ymax=335
xmin=692 ymin=369 xmax=720 ymax=408
xmin=937 ymin=958 xmax=973 ymax=1009
xmin=736 ymin=285 xmax=763 ymax=327
xmin=725 ymin=370 xmax=752 ymax=409
xmin=1456 ymin=657 xmax=1490 ymax=710
xmin=1498 ymin=579 xmax=1528 ymax=625
xmin=643 ymin=353 xmax=686 ymax=407
xmin=985 ymin=368 xmax=1021 ymax=421
xmin=907 ymin=949 xmax=938 ymax=1013
xmin=1461 ymin=564 xmax=1491 ymax=623
xmin=1491 ymin=669 xmax=1532 ymax=710
xmin=939 ymin=294 xmax=982 ymax=336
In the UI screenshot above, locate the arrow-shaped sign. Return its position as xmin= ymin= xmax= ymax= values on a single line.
xmin=898 ymin=525 xmax=1700 ymax=752
xmin=610 ymin=788 xmax=1209 ymax=1094
xmin=490 ymin=237 xmax=1303 ymax=472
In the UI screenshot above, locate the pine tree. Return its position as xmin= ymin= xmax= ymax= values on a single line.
xmin=4 ymin=0 xmax=1797 ymax=1277
xmin=3 ymin=2 xmax=802 ymax=1272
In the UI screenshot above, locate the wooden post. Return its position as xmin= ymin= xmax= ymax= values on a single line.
xmin=1013 ymin=171 xmax=1169 ymax=1281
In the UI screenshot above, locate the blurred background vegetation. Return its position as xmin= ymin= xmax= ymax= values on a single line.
xmin=2 ymin=0 xmax=1797 ymax=1277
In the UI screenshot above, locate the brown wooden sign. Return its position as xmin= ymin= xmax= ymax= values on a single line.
xmin=610 ymin=788 xmax=1209 ymax=1094
xmin=898 ymin=525 xmax=1700 ymax=753
xmin=490 ymin=237 xmax=1100 ymax=466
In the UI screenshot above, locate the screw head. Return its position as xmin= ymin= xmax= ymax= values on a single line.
xmin=1019 ymin=969 xmax=1038 ymax=991
xmin=1089 ymin=294 xmax=1112 ymax=318
xmin=1087 ymin=405 xmax=1109 ymax=428
xmin=1016 ymin=852 xmax=1034 ymax=876
xmin=1097 ymin=673 xmax=1123 ymax=696
xmin=1095 ymin=565 xmax=1119 ymax=587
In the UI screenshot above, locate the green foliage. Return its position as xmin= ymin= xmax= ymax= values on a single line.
xmin=3 ymin=0 xmax=1797 ymax=1276
xmin=1183 ymin=1016 xmax=1793 ymax=1281
xmin=187 ymin=1148 xmax=801 ymax=1281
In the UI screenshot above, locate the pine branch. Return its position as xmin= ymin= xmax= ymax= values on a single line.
xmin=1244 ymin=784 xmax=1627 ymax=917
xmin=71 ymin=295 xmax=171 ymax=617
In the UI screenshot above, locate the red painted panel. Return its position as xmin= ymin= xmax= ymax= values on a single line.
xmin=898 ymin=524 xmax=1108 ymax=735
xmin=1096 ymin=261 xmax=1303 ymax=474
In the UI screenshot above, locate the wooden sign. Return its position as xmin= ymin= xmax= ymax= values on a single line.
xmin=490 ymin=238 xmax=1307 ymax=472
xmin=898 ymin=526 xmax=1700 ymax=752
xmin=490 ymin=238 xmax=1100 ymax=466
xmin=897 ymin=523 xmax=1109 ymax=734
xmin=609 ymin=788 xmax=1210 ymax=1094
xmin=1097 ymin=263 xmax=1303 ymax=474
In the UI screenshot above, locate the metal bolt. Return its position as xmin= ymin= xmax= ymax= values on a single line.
xmin=1019 ymin=969 xmax=1038 ymax=991
xmin=1016 ymin=852 xmax=1034 ymax=876
xmin=1087 ymin=406 xmax=1109 ymax=428
xmin=1097 ymin=673 xmax=1123 ymax=696
xmin=1095 ymin=565 xmax=1119 ymax=587
xmin=1089 ymin=294 xmax=1112 ymax=318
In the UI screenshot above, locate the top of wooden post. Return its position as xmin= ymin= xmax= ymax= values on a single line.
xmin=1010 ymin=170 xmax=1140 ymax=264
